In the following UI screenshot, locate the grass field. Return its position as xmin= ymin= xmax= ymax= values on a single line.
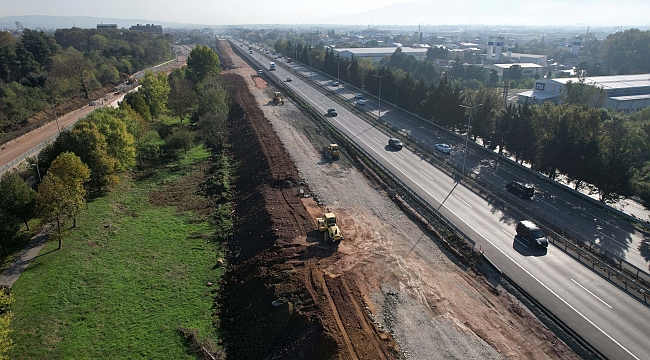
xmin=9 ymin=144 xmax=226 ymax=359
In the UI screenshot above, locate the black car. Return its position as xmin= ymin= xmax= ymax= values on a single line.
xmin=516 ymin=220 xmax=548 ymax=248
xmin=388 ymin=138 xmax=403 ymax=150
xmin=327 ymin=108 xmax=338 ymax=117
xmin=506 ymin=181 xmax=535 ymax=199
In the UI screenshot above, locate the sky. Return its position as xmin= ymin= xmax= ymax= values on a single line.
xmin=2 ymin=0 xmax=650 ymax=27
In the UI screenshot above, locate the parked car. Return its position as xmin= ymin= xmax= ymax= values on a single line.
xmin=516 ymin=220 xmax=548 ymax=248
xmin=327 ymin=108 xmax=338 ymax=117
xmin=332 ymin=81 xmax=339 ymax=86
xmin=355 ymin=93 xmax=363 ymax=99
xmin=286 ymin=77 xmax=293 ymax=82
xmin=388 ymin=138 xmax=403 ymax=150
xmin=435 ymin=143 xmax=452 ymax=154
xmin=356 ymin=99 xmax=366 ymax=106
xmin=506 ymin=181 xmax=535 ymax=199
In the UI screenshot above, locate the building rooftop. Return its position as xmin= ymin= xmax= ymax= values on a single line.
xmin=335 ymin=47 xmax=428 ymax=55
xmin=492 ymin=63 xmax=543 ymax=69
xmin=551 ymin=74 xmax=650 ymax=90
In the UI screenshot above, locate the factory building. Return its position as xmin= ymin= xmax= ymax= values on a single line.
xmin=517 ymin=74 xmax=650 ymax=112
xmin=333 ymin=47 xmax=429 ymax=62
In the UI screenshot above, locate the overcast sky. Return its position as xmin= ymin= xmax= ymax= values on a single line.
xmin=2 ymin=0 xmax=650 ymax=27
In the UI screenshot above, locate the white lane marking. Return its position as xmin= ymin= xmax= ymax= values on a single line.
xmin=372 ymin=136 xmax=381 ymax=143
xmin=502 ymin=228 xmax=514 ymax=237
xmin=454 ymin=195 xmax=472 ymax=208
xmin=396 ymin=154 xmax=404 ymax=159
xmin=493 ymin=174 xmax=505 ymax=180
xmin=571 ymin=279 xmax=613 ymax=309
xmin=419 ymin=169 xmax=434 ymax=181
xmin=538 ymin=199 xmax=559 ymax=210
xmin=357 ymin=124 xmax=364 ymax=129
xmin=443 ymin=207 xmax=639 ymax=360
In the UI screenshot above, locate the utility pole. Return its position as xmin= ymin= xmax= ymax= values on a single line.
xmin=502 ymin=80 xmax=510 ymax=107
xmin=373 ymin=73 xmax=388 ymax=122
xmin=459 ymin=103 xmax=483 ymax=178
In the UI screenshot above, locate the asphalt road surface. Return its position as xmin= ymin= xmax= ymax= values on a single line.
xmin=237 ymin=41 xmax=650 ymax=360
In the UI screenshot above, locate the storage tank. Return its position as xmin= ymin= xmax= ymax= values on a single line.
xmin=486 ymin=41 xmax=494 ymax=63
xmin=571 ymin=40 xmax=581 ymax=56
xmin=495 ymin=41 xmax=503 ymax=63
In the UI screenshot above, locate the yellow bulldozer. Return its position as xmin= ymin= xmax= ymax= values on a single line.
xmin=324 ymin=143 xmax=340 ymax=160
xmin=273 ymin=91 xmax=284 ymax=105
xmin=317 ymin=212 xmax=344 ymax=243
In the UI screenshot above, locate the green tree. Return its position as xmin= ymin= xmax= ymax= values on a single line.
xmin=0 ymin=287 xmax=14 ymax=359
xmin=562 ymin=78 xmax=607 ymax=108
xmin=82 ymin=109 xmax=136 ymax=171
xmin=186 ymin=45 xmax=221 ymax=84
xmin=49 ymin=47 xmax=99 ymax=99
xmin=165 ymin=127 xmax=194 ymax=155
xmin=36 ymin=152 xmax=90 ymax=247
xmin=139 ymin=71 xmax=170 ymax=119
xmin=595 ymin=117 xmax=633 ymax=202
xmin=0 ymin=172 xmax=36 ymax=230
xmin=128 ymin=93 xmax=152 ymax=122
xmin=136 ymin=130 xmax=162 ymax=166
xmin=168 ymin=72 xmax=197 ymax=122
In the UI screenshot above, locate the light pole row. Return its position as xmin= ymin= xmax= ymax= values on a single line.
xmin=459 ymin=103 xmax=483 ymax=178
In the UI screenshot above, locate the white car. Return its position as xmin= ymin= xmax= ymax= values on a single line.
xmin=258 ymin=70 xmax=264 ymax=74
xmin=356 ymin=99 xmax=366 ymax=106
xmin=332 ymin=81 xmax=339 ymax=86
xmin=435 ymin=143 xmax=452 ymax=154
xmin=355 ymin=93 xmax=363 ymax=99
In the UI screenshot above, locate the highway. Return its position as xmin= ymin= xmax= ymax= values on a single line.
xmin=235 ymin=40 xmax=650 ymax=360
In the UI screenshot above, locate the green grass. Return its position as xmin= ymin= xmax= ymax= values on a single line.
xmin=9 ymin=146 xmax=224 ymax=359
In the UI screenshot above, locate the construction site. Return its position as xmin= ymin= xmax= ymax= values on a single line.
xmin=215 ymin=39 xmax=585 ymax=359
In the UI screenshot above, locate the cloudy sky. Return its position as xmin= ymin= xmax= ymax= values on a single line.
xmin=2 ymin=0 xmax=650 ymax=26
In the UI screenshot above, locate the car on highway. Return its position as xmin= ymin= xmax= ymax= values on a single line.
xmin=355 ymin=93 xmax=363 ymax=99
xmin=258 ymin=70 xmax=264 ymax=74
xmin=327 ymin=108 xmax=338 ymax=117
xmin=388 ymin=138 xmax=403 ymax=150
xmin=286 ymin=77 xmax=293 ymax=82
xmin=516 ymin=220 xmax=548 ymax=248
xmin=332 ymin=81 xmax=339 ymax=86
xmin=435 ymin=143 xmax=452 ymax=154
xmin=356 ymin=99 xmax=366 ymax=106
xmin=506 ymin=181 xmax=535 ymax=199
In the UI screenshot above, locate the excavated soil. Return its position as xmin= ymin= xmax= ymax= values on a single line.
xmin=216 ymin=40 xmax=582 ymax=360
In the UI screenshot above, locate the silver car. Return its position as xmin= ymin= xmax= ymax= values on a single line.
xmin=435 ymin=143 xmax=452 ymax=154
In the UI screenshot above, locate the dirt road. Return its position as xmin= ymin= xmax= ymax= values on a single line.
xmin=217 ymin=40 xmax=582 ymax=359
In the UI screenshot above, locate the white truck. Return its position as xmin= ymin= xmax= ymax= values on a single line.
xmin=269 ymin=61 xmax=276 ymax=71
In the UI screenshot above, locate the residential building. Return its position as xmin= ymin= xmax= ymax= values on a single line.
xmin=97 ymin=23 xmax=117 ymax=30
xmin=129 ymin=24 xmax=163 ymax=35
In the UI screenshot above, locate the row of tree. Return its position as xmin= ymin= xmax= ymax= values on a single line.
xmin=0 ymin=27 xmax=173 ymax=140
xmin=272 ymin=38 xmax=649 ymax=205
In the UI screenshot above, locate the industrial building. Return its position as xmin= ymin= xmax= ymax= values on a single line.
xmin=333 ymin=47 xmax=429 ymax=62
xmin=517 ymin=74 xmax=650 ymax=112
xmin=129 ymin=24 xmax=163 ymax=35
xmin=490 ymin=63 xmax=545 ymax=79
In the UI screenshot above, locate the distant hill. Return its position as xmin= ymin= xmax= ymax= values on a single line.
xmin=0 ymin=15 xmax=201 ymax=31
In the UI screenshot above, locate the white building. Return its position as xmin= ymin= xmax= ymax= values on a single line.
xmin=517 ymin=74 xmax=650 ymax=112
xmin=489 ymin=63 xmax=545 ymax=79
xmin=333 ymin=47 xmax=429 ymax=62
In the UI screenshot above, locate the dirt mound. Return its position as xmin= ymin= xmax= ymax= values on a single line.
xmin=218 ymin=73 xmax=398 ymax=359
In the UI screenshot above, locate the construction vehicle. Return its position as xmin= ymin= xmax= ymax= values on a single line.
xmin=272 ymin=92 xmax=284 ymax=105
xmin=324 ymin=144 xmax=340 ymax=160
xmin=317 ymin=212 xmax=344 ymax=242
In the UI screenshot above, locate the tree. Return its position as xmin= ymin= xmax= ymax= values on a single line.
xmin=168 ymin=72 xmax=197 ymax=122
xmin=0 ymin=287 xmax=14 ymax=359
xmin=186 ymin=45 xmax=221 ymax=84
xmin=562 ymin=78 xmax=607 ymax=108
xmin=165 ymin=127 xmax=194 ymax=155
xmin=136 ymin=130 xmax=162 ymax=166
xmin=128 ymin=93 xmax=152 ymax=122
xmin=36 ymin=152 xmax=90 ymax=248
xmin=49 ymin=47 xmax=99 ymax=99
xmin=0 ymin=172 xmax=36 ymax=230
xmin=594 ymin=117 xmax=633 ymax=202
xmin=139 ymin=71 xmax=170 ymax=119
xmin=82 ymin=109 xmax=136 ymax=171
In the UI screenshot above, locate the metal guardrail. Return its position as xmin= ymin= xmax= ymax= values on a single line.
xmin=231 ymin=41 xmax=650 ymax=305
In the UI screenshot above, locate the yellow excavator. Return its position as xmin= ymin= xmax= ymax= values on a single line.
xmin=317 ymin=212 xmax=344 ymax=242
xmin=273 ymin=92 xmax=284 ymax=105
xmin=324 ymin=144 xmax=340 ymax=160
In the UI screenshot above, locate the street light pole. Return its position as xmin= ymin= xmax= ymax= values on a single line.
xmin=31 ymin=162 xmax=41 ymax=182
xmin=459 ymin=103 xmax=483 ymax=178
xmin=333 ymin=60 xmax=341 ymax=88
xmin=373 ymin=73 xmax=388 ymax=122
xmin=44 ymin=99 xmax=60 ymax=133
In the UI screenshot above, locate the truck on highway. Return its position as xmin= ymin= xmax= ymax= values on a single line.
xmin=269 ymin=61 xmax=276 ymax=71
xmin=248 ymin=45 xmax=252 ymax=51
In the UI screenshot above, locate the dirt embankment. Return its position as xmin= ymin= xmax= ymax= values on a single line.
xmin=218 ymin=73 xmax=398 ymax=359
